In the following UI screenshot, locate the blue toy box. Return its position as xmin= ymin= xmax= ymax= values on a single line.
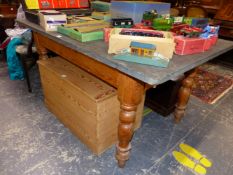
xmin=111 ymin=1 xmax=170 ymax=23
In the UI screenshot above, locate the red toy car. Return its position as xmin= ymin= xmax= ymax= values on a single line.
xmin=179 ymin=26 xmax=203 ymax=38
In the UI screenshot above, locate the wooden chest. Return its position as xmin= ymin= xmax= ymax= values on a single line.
xmin=38 ymin=57 xmax=144 ymax=155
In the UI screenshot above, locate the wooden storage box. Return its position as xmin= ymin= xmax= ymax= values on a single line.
xmin=38 ymin=57 xmax=144 ymax=155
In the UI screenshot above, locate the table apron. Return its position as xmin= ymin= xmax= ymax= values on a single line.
xmin=35 ymin=32 xmax=122 ymax=88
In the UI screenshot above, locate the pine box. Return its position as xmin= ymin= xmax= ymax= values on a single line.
xmin=38 ymin=57 xmax=145 ymax=155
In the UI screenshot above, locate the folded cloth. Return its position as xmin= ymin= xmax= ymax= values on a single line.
xmin=6 ymin=37 xmax=24 ymax=80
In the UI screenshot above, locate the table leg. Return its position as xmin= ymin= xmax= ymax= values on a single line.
xmin=116 ymin=74 xmax=145 ymax=168
xmin=174 ymin=69 xmax=197 ymax=123
xmin=33 ymin=32 xmax=48 ymax=60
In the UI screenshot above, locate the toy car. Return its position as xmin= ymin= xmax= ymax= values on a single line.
xmin=119 ymin=29 xmax=164 ymax=38
xmin=152 ymin=18 xmax=173 ymax=31
xmin=142 ymin=9 xmax=158 ymax=26
xmin=111 ymin=18 xmax=134 ymax=28
xmin=180 ymin=26 xmax=203 ymax=38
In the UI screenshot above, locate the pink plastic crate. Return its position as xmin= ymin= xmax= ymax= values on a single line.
xmin=210 ymin=35 xmax=218 ymax=45
xmin=174 ymin=36 xmax=205 ymax=55
xmin=203 ymin=37 xmax=212 ymax=51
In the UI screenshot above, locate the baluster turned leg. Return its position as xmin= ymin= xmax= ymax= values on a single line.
xmin=174 ymin=69 xmax=197 ymax=123
xmin=116 ymin=74 xmax=145 ymax=168
xmin=33 ymin=32 xmax=48 ymax=60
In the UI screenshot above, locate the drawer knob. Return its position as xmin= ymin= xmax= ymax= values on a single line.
xmin=61 ymin=74 xmax=67 ymax=78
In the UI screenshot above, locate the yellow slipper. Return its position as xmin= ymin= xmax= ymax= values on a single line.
xmin=179 ymin=143 xmax=212 ymax=168
xmin=173 ymin=151 xmax=207 ymax=175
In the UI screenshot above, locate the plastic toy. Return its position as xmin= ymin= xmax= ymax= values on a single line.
xmin=200 ymin=25 xmax=219 ymax=38
xmin=142 ymin=9 xmax=158 ymax=26
xmin=184 ymin=17 xmax=209 ymax=29
xmin=113 ymin=41 xmax=169 ymax=67
xmin=130 ymin=41 xmax=156 ymax=58
xmin=119 ymin=28 xmax=164 ymax=38
xmin=170 ymin=23 xmax=189 ymax=34
xmin=111 ymin=18 xmax=134 ymax=28
xmin=152 ymin=18 xmax=173 ymax=31
xmin=172 ymin=16 xmax=184 ymax=24
xmin=133 ymin=23 xmax=153 ymax=30
xmin=180 ymin=27 xmax=203 ymax=38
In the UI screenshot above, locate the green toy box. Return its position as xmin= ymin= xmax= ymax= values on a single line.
xmin=57 ymin=26 xmax=104 ymax=42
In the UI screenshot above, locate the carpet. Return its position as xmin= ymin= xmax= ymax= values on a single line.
xmin=191 ymin=69 xmax=233 ymax=104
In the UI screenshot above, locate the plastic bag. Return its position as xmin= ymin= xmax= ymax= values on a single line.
xmin=15 ymin=4 xmax=26 ymax=27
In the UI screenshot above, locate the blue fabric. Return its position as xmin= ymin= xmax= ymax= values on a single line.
xmin=6 ymin=38 xmax=24 ymax=80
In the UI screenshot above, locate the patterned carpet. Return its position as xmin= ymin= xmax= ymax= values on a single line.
xmin=191 ymin=68 xmax=233 ymax=104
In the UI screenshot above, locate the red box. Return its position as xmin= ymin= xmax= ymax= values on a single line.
xmin=203 ymin=37 xmax=212 ymax=51
xmin=174 ymin=36 xmax=205 ymax=55
xmin=38 ymin=0 xmax=88 ymax=9
xmin=104 ymin=28 xmax=113 ymax=43
xmin=210 ymin=35 xmax=218 ymax=45
xmin=67 ymin=0 xmax=81 ymax=8
xmin=39 ymin=0 xmax=53 ymax=9
xmin=53 ymin=0 xmax=67 ymax=8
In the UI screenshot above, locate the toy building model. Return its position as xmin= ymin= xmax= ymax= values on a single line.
xmin=130 ymin=41 xmax=156 ymax=58
xmin=112 ymin=41 xmax=169 ymax=67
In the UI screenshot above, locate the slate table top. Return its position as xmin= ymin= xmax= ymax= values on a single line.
xmin=17 ymin=19 xmax=233 ymax=85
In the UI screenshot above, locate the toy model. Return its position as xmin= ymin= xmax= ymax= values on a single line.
xmin=172 ymin=16 xmax=184 ymax=24
xmin=200 ymin=25 xmax=219 ymax=38
xmin=170 ymin=23 xmax=189 ymax=34
xmin=180 ymin=26 xmax=203 ymax=38
xmin=111 ymin=18 xmax=134 ymax=28
xmin=152 ymin=18 xmax=173 ymax=31
xmin=133 ymin=23 xmax=153 ymax=29
xmin=41 ymin=1 xmax=51 ymax=8
xmin=184 ymin=18 xmax=209 ymax=29
xmin=119 ymin=28 xmax=164 ymax=38
xmin=112 ymin=41 xmax=169 ymax=68
xmin=130 ymin=41 xmax=156 ymax=58
xmin=69 ymin=0 xmax=76 ymax=5
xmin=142 ymin=9 xmax=158 ymax=26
